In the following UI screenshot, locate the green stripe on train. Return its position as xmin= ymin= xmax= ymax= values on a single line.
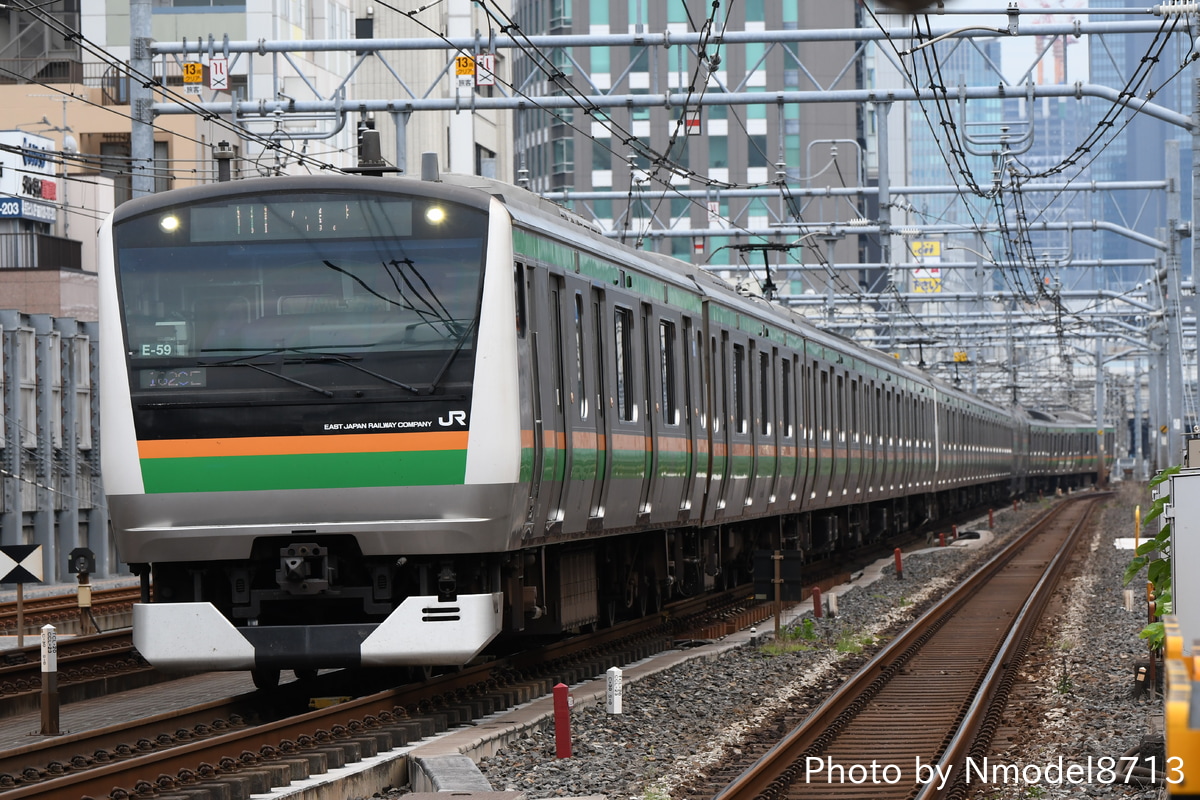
xmin=140 ymin=451 xmax=468 ymax=493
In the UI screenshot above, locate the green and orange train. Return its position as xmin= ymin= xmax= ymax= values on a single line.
xmin=99 ymin=170 xmax=1112 ymax=688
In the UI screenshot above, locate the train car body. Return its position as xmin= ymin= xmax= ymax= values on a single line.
xmin=98 ymin=172 xmax=1108 ymax=682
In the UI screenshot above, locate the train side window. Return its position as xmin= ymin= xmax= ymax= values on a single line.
xmin=875 ymin=387 xmax=882 ymax=445
xmin=592 ymin=298 xmax=605 ymax=419
xmin=659 ymin=320 xmax=679 ymax=425
xmin=850 ymin=379 xmax=859 ymax=443
xmin=820 ymin=369 xmax=830 ymax=441
xmin=715 ymin=335 xmax=724 ymax=434
xmin=550 ymin=287 xmax=564 ymax=410
xmin=514 ymin=263 xmax=528 ymax=338
xmin=573 ymin=293 xmax=588 ymax=420
xmin=733 ymin=343 xmax=747 ymax=434
xmin=615 ymin=306 xmax=634 ymax=422
xmin=693 ymin=329 xmax=705 ymax=430
xmin=759 ymin=351 xmax=771 ymax=436
xmin=781 ymin=357 xmax=793 ymax=438
xmin=836 ymin=375 xmax=845 ymax=443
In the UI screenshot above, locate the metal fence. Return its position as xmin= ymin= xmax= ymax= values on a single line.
xmin=0 ymin=233 xmax=83 ymax=272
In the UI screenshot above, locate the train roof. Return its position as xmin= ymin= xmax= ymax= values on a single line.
xmin=440 ymin=175 xmax=1024 ymax=418
xmin=113 ymin=171 xmax=1017 ymax=421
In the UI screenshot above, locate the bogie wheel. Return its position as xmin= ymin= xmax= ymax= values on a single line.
xmin=602 ymin=597 xmax=619 ymax=628
xmin=252 ymin=668 xmax=281 ymax=691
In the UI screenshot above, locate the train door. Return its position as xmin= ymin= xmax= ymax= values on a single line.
xmin=648 ymin=309 xmax=688 ymax=525
xmin=848 ymin=375 xmax=864 ymax=499
xmin=831 ymin=371 xmax=848 ymax=501
xmin=775 ymin=352 xmax=800 ymax=509
xmin=865 ymin=383 xmax=880 ymax=496
xmin=812 ymin=363 xmax=833 ymax=505
xmin=598 ymin=295 xmax=648 ymax=528
xmin=527 ymin=264 xmax=566 ymax=537
xmin=720 ymin=333 xmax=753 ymax=516
xmin=703 ymin=331 xmax=729 ymax=522
xmin=755 ymin=346 xmax=780 ymax=510
xmin=680 ymin=318 xmax=704 ymax=522
xmin=881 ymin=387 xmax=893 ymax=494
xmin=797 ymin=357 xmax=816 ymax=506
xmin=557 ymin=277 xmax=606 ymax=534
xmin=901 ymin=392 xmax=913 ymax=490
xmin=588 ymin=287 xmax=610 ymax=523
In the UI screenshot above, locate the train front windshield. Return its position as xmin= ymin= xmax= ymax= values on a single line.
xmin=112 ymin=191 xmax=487 ymax=398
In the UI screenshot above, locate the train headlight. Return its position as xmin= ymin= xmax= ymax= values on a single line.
xmin=425 ymin=206 xmax=446 ymax=225
xmin=159 ymin=214 xmax=181 ymax=233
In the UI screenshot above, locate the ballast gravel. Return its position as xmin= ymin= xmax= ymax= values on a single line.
xmin=382 ymin=485 xmax=1161 ymax=800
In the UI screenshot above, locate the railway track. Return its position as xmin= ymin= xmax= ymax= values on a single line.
xmin=0 ymin=586 xmax=770 ymax=798
xmin=0 ymin=586 xmax=139 ymax=637
xmin=711 ymin=493 xmax=1104 ymax=800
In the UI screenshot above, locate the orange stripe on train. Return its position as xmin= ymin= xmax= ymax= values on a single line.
xmin=138 ymin=431 xmax=470 ymax=459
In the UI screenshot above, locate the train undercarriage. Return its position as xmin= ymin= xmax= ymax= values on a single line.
xmin=139 ymin=472 xmax=1095 ymax=689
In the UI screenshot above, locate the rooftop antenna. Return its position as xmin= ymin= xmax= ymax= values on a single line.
xmin=420 ymin=152 xmax=441 ymax=182
xmin=344 ymin=126 xmax=400 ymax=176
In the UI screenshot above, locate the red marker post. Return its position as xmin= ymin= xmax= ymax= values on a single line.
xmin=893 ymin=548 xmax=903 ymax=580
xmin=939 ymin=533 xmax=946 ymax=548
xmin=553 ymin=683 xmax=573 ymax=758
xmin=989 ymin=508 xmax=995 ymax=529
xmin=812 ymin=586 xmax=823 ymax=619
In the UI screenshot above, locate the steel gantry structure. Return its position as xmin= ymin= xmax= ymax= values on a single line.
xmin=121 ymin=0 xmax=1199 ymax=469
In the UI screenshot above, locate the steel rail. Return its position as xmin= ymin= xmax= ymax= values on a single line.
xmin=0 ymin=587 xmax=768 ymax=798
xmin=712 ymin=494 xmax=1103 ymax=800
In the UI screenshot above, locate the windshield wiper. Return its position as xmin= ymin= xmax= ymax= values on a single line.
xmin=427 ymin=318 xmax=478 ymax=394
xmin=288 ymin=353 xmax=422 ymax=395
xmin=211 ymin=360 xmax=335 ymax=398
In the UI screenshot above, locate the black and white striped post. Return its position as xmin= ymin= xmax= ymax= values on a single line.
xmin=40 ymin=624 xmax=59 ymax=735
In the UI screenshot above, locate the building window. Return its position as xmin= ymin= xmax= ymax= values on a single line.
xmin=593 ymin=138 xmax=611 ymax=170
xmin=709 ymin=136 xmax=728 ymax=169
xmin=592 ymin=45 xmax=610 ymax=72
xmin=628 ymin=0 xmax=645 ymax=25
xmin=748 ymin=135 xmax=768 ymax=168
xmin=552 ymin=137 xmax=574 ymax=174
xmin=551 ymin=46 xmax=574 ymax=75
xmin=592 ymin=189 xmax=613 ymax=219
xmin=551 ymin=0 xmax=571 ymax=30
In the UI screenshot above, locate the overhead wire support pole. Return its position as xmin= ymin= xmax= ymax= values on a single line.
xmin=148 ymin=19 xmax=1174 ymax=58
xmin=130 ymin=0 xmax=154 ymax=198
xmin=151 ymin=82 xmax=1197 ymax=133
xmin=1166 ymin=138 xmax=1187 ymax=462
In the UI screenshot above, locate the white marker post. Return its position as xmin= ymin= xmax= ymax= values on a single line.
xmin=40 ymin=624 xmax=59 ymax=735
xmin=606 ymin=666 xmax=623 ymax=714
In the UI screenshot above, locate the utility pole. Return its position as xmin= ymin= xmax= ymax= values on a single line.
xmin=1166 ymin=139 xmax=1185 ymax=465
xmin=1134 ymin=361 xmax=1145 ymax=480
xmin=130 ymin=0 xmax=154 ymax=198
xmin=447 ymin=0 xmax=474 ymax=175
xmin=28 ymin=94 xmax=76 ymax=238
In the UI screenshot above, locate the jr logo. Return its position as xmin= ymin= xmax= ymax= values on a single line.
xmin=438 ymin=410 xmax=467 ymax=427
